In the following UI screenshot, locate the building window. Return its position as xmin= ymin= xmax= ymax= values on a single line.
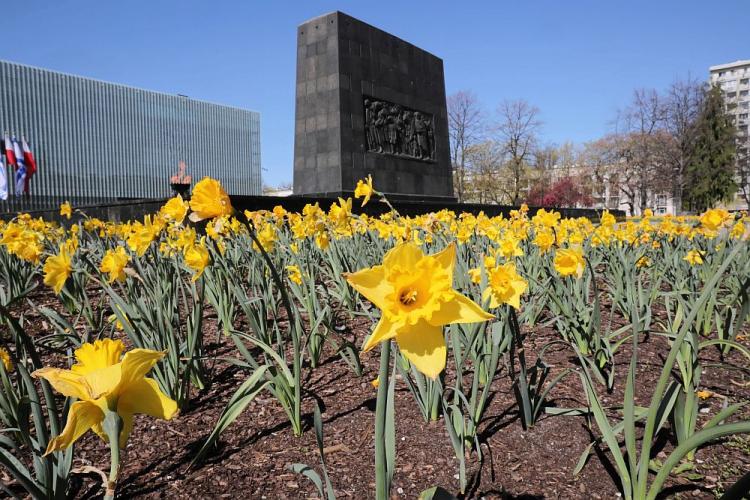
xmin=741 ymin=90 xmax=750 ymax=97
xmin=727 ymin=92 xmax=737 ymax=98
xmin=741 ymin=114 xmax=749 ymax=120
xmin=656 ymin=194 xmax=668 ymax=215
xmin=742 ymin=78 xmax=750 ymax=85
xmin=719 ymin=71 xmax=726 ymax=77
xmin=722 ymin=81 xmax=737 ymax=90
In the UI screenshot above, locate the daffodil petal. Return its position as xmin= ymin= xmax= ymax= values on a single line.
xmin=396 ymin=320 xmax=446 ymax=380
xmin=344 ymin=265 xmax=390 ymax=311
xmin=120 ymin=349 xmax=166 ymax=387
xmin=118 ymin=378 xmax=178 ymax=421
xmin=45 ymin=401 xmax=103 ymax=455
xmin=32 ymin=367 xmax=88 ymax=400
xmin=81 ymin=363 xmax=123 ymax=401
xmin=427 ymin=292 xmax=494 ymax=326
xmin=362 ymin=316 xmax=397 ymax=352
xmin=482 ymin=287 xmax=500 ymax=309
xmin=382 ymin=242 xmax=425 ymax=272
xmin=433 ymin=242 xmax=456 ymax=280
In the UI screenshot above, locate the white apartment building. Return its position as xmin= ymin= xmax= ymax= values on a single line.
xmin=709 ymin=60 xmax=750 ymax=211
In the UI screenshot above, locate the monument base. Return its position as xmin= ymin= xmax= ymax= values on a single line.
xmin=293 ymin=191 xmax=457 ymax=204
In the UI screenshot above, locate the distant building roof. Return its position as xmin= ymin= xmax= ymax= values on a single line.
xmin=709 ymin=60 xmax=750 ymax=72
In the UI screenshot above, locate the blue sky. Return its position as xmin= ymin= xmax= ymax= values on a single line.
xmin=5 ymin=1 xmax=749 ymax=188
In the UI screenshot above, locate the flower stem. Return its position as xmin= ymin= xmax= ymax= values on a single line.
xmin=374 ymin=339 xmax=392 ymax=500
xmin=102 ymin=411 xmax=123 ymax=500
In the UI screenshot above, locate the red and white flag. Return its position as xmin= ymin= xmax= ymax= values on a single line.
xmin=22 ymin=137 xmax=36 ymax=193
xmin=4 ymin=132 xmax=15 ymax=167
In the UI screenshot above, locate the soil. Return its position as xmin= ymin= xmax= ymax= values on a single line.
xmin=2 ymin=285 xmax=750 ymax=500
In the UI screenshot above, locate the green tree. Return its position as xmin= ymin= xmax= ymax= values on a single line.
xmin=686 ymin=84 xmax=737 ymax=211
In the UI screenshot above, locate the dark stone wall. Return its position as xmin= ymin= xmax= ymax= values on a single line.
xmin=293 ymin=11 xmax=454 ymax=199
xmin=2 ymin=195 xmax=626 ymax=226
xmin=0 ymin=198 xmax=169 ymax=225
xmin=231 ymin=195 xmax=626 ymax=222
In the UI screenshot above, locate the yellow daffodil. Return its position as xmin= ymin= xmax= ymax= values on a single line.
xmin=354 ymin=175 xmax=375 ymax=206
xmin=286 ymin=265 xmax=303 ymax=285
xmin=499 ymin=234 xmax=523 ymax=260
xmin=160 ymin=195 xmax=189 ymax=224
xmin=730 ymin=221 xmax=745 ymax=239
xmin=684 ymin=249 xmax=705 ymax=266
xmin=468 ymin=255 xmax=495 ymax=284
xmin=700 ymin=208 xmax=730 ymax=232
xmin=0 ymin=347 xmax=13 ymax=372
xmin=43 ymin=246 xmax=73 ymax=294
xmin=600 ymin=210 xmax=616 ymax=227
xmin=100 ymin=247 xmax=130 ymax=283
xmin=254 ymin=223 xmax=278 ymax=252
xmin=697 ymin=391 xmax=712 ymax=400
xmin=533 ymin=230 xmax=555 ymax=254
xmin=554 ymin=246 xmax=586 ymax=279
xmin=184 ymin=237 xmax=210 ymax=281
xmin=344 ymin=242 xmax=494 ymax=379
xmin=189 ymin=177 xmax=232 ymax=221
xmin=329 ymin=197 xmax=352 ymax=230
xmin=60 ymin=202 xmax=72 ymax=219
xmin=32 ymin=339 xmax=177 ymax=453
xmin=532 ymin=208 xmax=560 ymax=229
xmin=316 ymin=230 xmax=330 ymax=250
xmin=636 ymin=256 xmax=650 ymax=268
xmin=482 ymin=261 xmax=528 ymax=309
xmin=127 ymin=215 xmax=160 ymax=257
xmin=272 ymin=205 xmax=287 ymax=225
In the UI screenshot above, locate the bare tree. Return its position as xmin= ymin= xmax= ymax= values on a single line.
xmin=613 ymin=88 xmax=671 ymax=214
xmin=582 ymin=134 xmax=636 ymax=213
xmin=465 ymin=141 xmax=504 ymax=203
xmin=495 ymin=99 xmax=543 ymax=204
xmin=662 ymin=75 xmax=704 ymax=215
xmin=558 ymin=141 xmax=580 ymax=178
xmin=448 ymin=91 xmax=485 ymax=203
xmin=530 ymin=141 xmax=559 ymax=201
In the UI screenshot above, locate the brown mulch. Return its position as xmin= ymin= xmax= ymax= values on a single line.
xmin=2 ymin=285 xmax=750 ymax=500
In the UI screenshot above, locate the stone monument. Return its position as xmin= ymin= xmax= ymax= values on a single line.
xmin=293 ymin=11 xmax=454 ymax=200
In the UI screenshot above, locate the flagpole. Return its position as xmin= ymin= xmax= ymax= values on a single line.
xmin=23 ymin=134 xmax=29 ymax=200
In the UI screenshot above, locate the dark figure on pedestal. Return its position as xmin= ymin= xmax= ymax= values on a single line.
xmin=425 ymin=117 xmax=436 ymax=160
xmin=364 ymin=99 xmax=375 ymax=151
xmin=374 ymin=103 xmax=387 ymax=153
xmin=414 ymin=112 xmax=429 ymax=160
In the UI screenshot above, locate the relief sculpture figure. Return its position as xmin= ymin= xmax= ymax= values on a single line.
xmin=374 ymin=103 xmax=388 ymax=153
xmin=364 ymin=99 xmax=375 ymax=152
xmin=414 ymin=112 xmax=428 ymax=160
xmin=363 ymin=97 xmax=435 ymax=161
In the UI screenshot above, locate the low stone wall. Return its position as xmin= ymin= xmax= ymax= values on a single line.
xmin=2 ymin=194 xmax=624 ymax=225
xmin=231 ymin=195 xmax=625 ymax=221
xmin=0 ymin=198 xmax=169 ymax=225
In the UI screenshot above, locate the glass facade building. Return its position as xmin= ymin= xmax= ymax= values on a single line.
xmin=0 ymin=60 xmax=261 ymax=200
